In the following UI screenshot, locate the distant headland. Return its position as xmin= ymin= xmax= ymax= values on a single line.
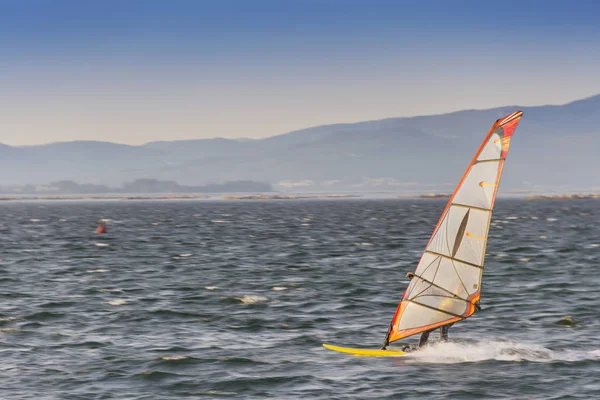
xmin=0 ymin=179 xmax=272 ymax=196
xmin=524 ymin=194 xmax=600 ymax=200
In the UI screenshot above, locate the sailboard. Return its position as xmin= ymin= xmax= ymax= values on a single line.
xmin=323 ymin=111 xmax=524 ymax=356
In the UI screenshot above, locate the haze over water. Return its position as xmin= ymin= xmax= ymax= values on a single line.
xmin=1 ymin=199 xmax=599 ymax=399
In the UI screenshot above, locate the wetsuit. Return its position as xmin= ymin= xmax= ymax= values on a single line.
xmin=418 ymin=323 xmax=454 ymax=347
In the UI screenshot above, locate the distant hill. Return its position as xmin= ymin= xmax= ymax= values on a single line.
xmin=1 ymin=94 xmax=599 ymax=194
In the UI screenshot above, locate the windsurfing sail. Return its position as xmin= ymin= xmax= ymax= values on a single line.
xmin=382 ymin=111 xmax=524 ymax=347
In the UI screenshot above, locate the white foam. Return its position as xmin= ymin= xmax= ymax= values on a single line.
xmin=160 ymin=355 xmax=188 ymax=360
xmin=354 ymin=242 xmax=374 ymax=246
xmin=238 ymin=295 xmax=268 ymax=305
xmin=106 ymin=299 xmax=127 ymax=306
xmin=272 ymin=287 xmax=287 ymax=291
xmin=100 ymin=288 xmax=123 ymax=293
xmin=405 ymin=340 xmax=600 ymax=364
xmin=87 ymin=269 xmax=110 ymax=273
xmin=206 ymin=391 xmax=237 ymax=396
xmin=205 ymin=286 xmax=219 ymax=290
xmin=95 ymin=243 xmax=110 ymax=247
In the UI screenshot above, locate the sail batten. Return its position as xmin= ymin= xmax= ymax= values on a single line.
xmin=424 ymin=250 xmax=484 ymax=269
xmin=452 ymin=203 xmax=491 ymax=212
xmin=410 ymin=274 xmax=470 ymax=301
xmin=384 ymin=111 xmax=523 ymax=346
xmin=406 ymin=299 xmax=465 ymax=319
xmin=474 ymin=158 xmax=504 ymax=164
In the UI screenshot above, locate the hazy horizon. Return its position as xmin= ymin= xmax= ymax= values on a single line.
xmin=2 ymin=0 xmax=600 ymax=146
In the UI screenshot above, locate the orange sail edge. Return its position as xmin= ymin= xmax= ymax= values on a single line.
xmin=388 ymin=316 xmax=463 ymax=344
xmin=497 ymin=110 xmax=523 ymax=128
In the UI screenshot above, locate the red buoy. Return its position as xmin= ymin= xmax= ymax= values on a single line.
xmin=96 ymin=222 xmax=107 ymax=234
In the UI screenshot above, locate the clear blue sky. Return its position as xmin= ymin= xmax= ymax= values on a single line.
xmin=1 ymin=0 xmax=599 ymax=145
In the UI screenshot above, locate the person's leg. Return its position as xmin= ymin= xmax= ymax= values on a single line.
xmin=440 ymin=325 xmax=449 ymax=341
xmin=440 ymin=323 xmax=454 ymax=341
xmin=418 ymin=330 xmax=430 ymax=347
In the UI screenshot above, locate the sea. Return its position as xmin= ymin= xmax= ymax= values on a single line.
xmin=1 ymin=198 xmax=599 ymax=399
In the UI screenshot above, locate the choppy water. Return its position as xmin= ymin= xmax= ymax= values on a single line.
xmin=1 ymin=199 xmax=599 ymax=399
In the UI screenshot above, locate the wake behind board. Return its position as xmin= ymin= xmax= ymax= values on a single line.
xmin=323 ymin=344 xmax=407 ymax=357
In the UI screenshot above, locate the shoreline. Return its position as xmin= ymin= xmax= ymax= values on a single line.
xmin=1 ymin=192 xmax=599 ymax=202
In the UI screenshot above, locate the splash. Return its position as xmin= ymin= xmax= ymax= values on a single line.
xmin=237 ymin=295 xmax=268 ymax=305
xmin=405 ymin=340 xmax=600 ymax=364
xmin=106 ymin=299 xmax=127 ymax=306
xmin=160 ymin=355 xmax=189 ymax=361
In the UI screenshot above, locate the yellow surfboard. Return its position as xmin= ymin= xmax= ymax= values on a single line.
xmin=322 ymin=343 xmax=407 ymax=357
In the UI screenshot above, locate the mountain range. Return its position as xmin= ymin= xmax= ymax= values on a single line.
xmin=2 ymin=94 xmax=599 ymax=194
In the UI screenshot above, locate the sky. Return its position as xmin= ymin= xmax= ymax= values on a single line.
xmin=1 ymin=0 xmax=600 ymax=146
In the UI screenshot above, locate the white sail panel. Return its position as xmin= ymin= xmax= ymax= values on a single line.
xmin=453 ymin=208 xmax=490 ymax=266
xmin=406 ymin=279 xmax=448 ymax=299
xmin=426 ymin=205 xmax=469 ymax=257
xmin=476 ymin=131 xmax=502 ymax=161
xmin=397 ymin=302 xmax=454 ymax=331
xmin=427 ymin=259 xmax=470 ymax=299
xmin=452 ymin=260 xmax=483 ymax=296
xmin=414 ymin=296 xmax=469 ymax=316
xmin=452 ymin=161 xmax=501 ymax=210
xmin=411 ymin=253 xmax=470 ymax=300
xmin=413 ymin=252 xmax=441 ymax=282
